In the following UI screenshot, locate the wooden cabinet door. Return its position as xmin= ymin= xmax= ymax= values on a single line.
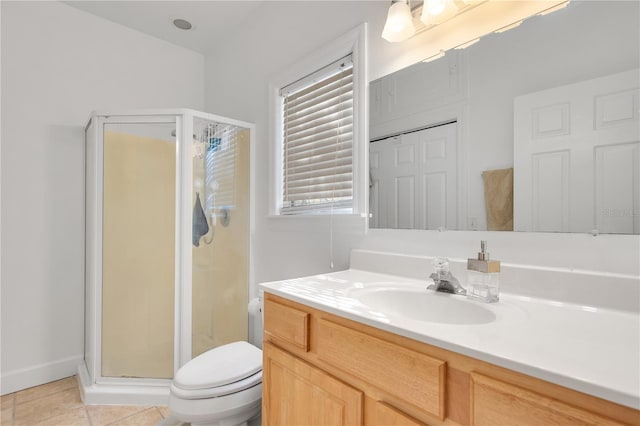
xmin=263 ymin=342 xmax=363 ymax=426
xmin=470 ymin=373 xmax=626 ymax=426
xmin=371 ymin=401 xmax=426 ymax=426
xmin=317 ymin=319 xmax=445 ymax=420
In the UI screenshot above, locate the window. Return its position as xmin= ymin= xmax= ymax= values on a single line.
xmin=280 ymin=56 xmax=354 ymax=214
xmin=270 ymin=24 xmax=366 ymax=217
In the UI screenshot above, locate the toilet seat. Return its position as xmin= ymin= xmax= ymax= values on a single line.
xmin=171 ymin=341 xmax=263 ymax=400
xmin=171 ymin=370 xmax=262 ymax=399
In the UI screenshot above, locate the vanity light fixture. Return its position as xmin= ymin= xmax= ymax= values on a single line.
xmin=422 ymin=50 xmax=446 ymax=63
xmin=421 ymin=0 xmax=458 ymax=26
xmin=495 ymin=20 xmax=523 ymax=33
xmin=454 ymin=37 xmax=480 ymax=49
xmin=382 ymin=0 xmax=416 ymax=43
xmin=538 ymin=1 xmax=569 ymax=16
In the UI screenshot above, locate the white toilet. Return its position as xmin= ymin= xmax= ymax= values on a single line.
xmin=169 ymin=341 xmax=263 ymax=426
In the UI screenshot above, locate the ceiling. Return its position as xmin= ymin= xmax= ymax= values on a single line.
xmin=64 ymin=1 xmax=265 ymax=53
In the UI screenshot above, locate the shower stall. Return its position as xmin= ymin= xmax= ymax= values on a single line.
xmin=79 ymin=109 xmax=254 ymax=405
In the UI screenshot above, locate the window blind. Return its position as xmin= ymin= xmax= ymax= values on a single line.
xmin=280 ymin=54 xmax=354 ymax=214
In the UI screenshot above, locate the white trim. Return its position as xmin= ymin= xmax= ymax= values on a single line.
xmin=248 ymin=123 xmax=257 ymax=302
xmin=77 ymin=364 xmax=169 ymax=406
xmin=177 ymin=113 xmax=193 ymax=369
xmin=173 ymin=114 xmax=183 ymax=376
xmin=93 ymin=116 xmax=104 ymax=384
xmin=352 ymin=23 xmax=369 ymax=222
xmin=268 ymin=23 xmax=368 ymax=217
xmin=0 ymin=355 xmax=83 ymax=395
xmin=268 ymin=85 xmax=284 ymax=216
xmin=88 ymin=109 xmax=254 ymax=131
xmin=84 ymin=117 xmax=98 ymax=387
xmin=281 ymin=54 xmax=353 ymax=96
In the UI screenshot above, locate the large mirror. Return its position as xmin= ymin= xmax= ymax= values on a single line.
xmin=369 ymin=0 xmax=639 ymax=234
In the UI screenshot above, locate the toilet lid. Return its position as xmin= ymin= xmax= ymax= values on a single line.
xmin=174 ymin=341 xmax=263 ymax=390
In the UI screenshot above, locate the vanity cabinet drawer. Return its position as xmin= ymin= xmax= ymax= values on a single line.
xmin=470 ymin=372 xmax=626 ymax=426
xmin=317 ymin=319 xmax=446 ymax=420
xmin=263 ymin=299 xmax=309 ymax=352
xmin=372 ymin=401 xmax=426 ymax=426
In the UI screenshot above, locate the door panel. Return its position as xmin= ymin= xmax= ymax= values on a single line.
xmin=370 ymin=122 xmax=457 ymax=229
xmin=263 ymin=342 xmax=363 ymax=426
xmin=514 ymin=69 xmax=640 ymax=233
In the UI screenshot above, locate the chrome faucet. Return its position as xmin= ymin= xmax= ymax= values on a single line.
xmin=427 ymin=258 xmax=467 ymax=296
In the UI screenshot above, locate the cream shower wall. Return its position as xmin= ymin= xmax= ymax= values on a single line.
xmin=192 ymin=129 xmax=250 ymax=357
xmin=1 ymin=1 xmax=203 ymax=394
xmin=101 ymin=131 xmax=175 ymax=379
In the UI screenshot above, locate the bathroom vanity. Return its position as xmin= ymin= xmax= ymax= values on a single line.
xmin=259 ymin=255 xmax=640 ymax=426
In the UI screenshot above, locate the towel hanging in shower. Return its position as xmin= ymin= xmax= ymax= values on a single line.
xmin=192 ymin=192 xmax=209 ymax=247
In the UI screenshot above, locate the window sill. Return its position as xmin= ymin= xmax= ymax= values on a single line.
xmin=267 ymin=213 xmax=366 ymax=220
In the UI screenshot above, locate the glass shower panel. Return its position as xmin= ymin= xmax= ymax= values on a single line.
xmin=101 ymin=122 xmax=176 ymax=379
xmin=191 ymin=118 xmax=250 ymax=358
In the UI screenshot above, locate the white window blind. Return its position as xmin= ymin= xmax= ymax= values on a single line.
xmin=280 ymin=54 xmax=354 ymax=214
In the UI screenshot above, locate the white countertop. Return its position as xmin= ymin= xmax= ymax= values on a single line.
xmin=259 ymin=269 xmax=640 ymax=410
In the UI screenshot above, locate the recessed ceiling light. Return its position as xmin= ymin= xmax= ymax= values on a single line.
xmin=173 ymin=18 xmax=193 ymax=30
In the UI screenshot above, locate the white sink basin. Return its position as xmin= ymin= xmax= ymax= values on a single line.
xmin=350 ymin=286 xmax=496 ymax=325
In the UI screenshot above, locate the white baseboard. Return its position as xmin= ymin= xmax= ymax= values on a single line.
xmin=1 ymin=354 xmax=83 ymax=395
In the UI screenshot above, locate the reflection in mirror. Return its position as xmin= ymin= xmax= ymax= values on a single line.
xmin=369 ymin=1 xmax=639 ymax=234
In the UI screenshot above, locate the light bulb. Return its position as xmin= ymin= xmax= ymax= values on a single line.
xmin=420 ymin=0 xmax=458 ymax=26
xmin=426 ymin=0 xmax=446 ymax=16
xmin=382 ymin=0 xmax=416 ymax=43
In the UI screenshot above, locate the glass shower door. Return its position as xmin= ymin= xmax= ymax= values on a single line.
xmin=101 ymin=121 xmax=176 ymax=379
xmin=191 ymin=118 xmax=250 ymax=358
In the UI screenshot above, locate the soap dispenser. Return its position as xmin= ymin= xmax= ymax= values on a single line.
xmin=467 ymin=241 xmax=500 ymax=303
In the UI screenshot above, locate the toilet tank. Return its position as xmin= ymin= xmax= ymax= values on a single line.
xmin=248 ymin=295 xmax=263 ymax=349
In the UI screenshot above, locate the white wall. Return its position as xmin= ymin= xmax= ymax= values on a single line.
xmin=0 ymin=1 xmax=204 ymax=394
xmin=203 ymin=1 xmax=639 ymax=289
xmin=204 ymin=1 xmax=390 ymax=286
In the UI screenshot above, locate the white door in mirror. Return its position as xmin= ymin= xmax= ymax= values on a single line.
xmin=514 ymin=69 xmax=640 ymax=234
xmin=370 ymin=122 xmax=457 ymax=229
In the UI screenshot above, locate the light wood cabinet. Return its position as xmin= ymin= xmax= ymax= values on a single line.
xmin=263 ymin=341 xmax=363 ymax=426
xmin=373 ymin=401 xmax=426 ymax=426
xmin=263 ymin=299 xmax=309 ymax=352
xmin=263 ymin=293 xmax=640 ymax=426
xmin=317 ymin=319 xmax=445 ymax=419
xmin=470 ymin=373 xmax=626 ymax=426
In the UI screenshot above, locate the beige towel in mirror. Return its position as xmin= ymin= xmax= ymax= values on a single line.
xmin=482 ymin=168 xmax=513 ymax=231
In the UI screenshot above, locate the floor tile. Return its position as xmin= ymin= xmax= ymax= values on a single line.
xmin=0 ymin=394 xmax=15 ymax=411
xmin=15 ymin=377 xmax=77 ymax=405
xmin=109 ymin=407 xmax=163 ymax=426
xmin=86 ymin=405 xmax=148 ymax=426
xmin=22 ymin=407 xmax=90 ymax=426
xmin=14 ymin=387 xmax=83 ymax=425
xmin=156 ymin=405 xmax=171 ymax=419
xmin=1 ymin=405 xmax=13 ymax=426
xmin=155 ymin=416 xmax=185 ymax=426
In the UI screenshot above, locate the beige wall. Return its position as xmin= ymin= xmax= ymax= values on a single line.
xmin=102 ymin=130 xmax=175 ymax=379
xmin=192 ymin=129 xmax=250 ymax=357
xmin=100 ymin=125 xmax=249 ymax=375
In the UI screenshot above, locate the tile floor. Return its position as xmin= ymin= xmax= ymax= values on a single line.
xmin=0 ymin=376 xmax=172 ymax=426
